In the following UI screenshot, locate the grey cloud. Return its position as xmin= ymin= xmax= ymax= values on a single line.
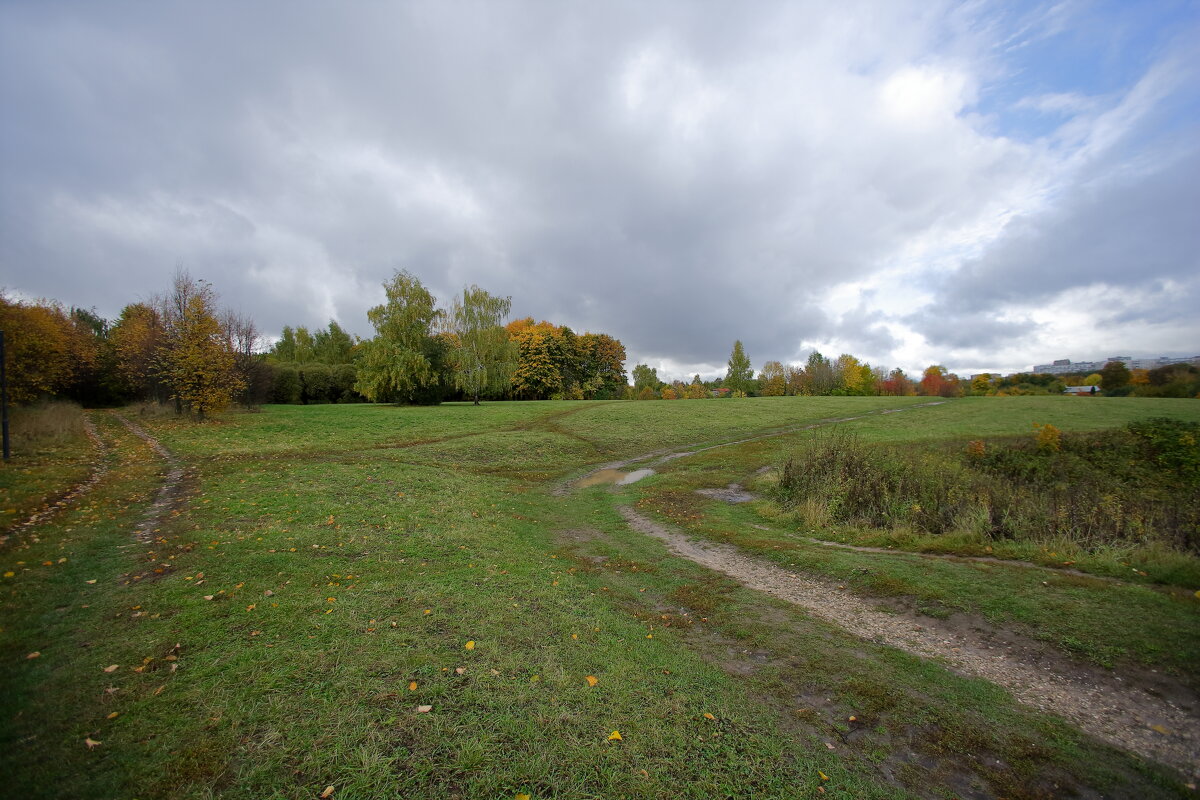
xmin=2 ymin=1 xmax=1195 ymax=375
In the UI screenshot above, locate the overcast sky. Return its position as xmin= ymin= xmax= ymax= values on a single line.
xmin=2 ymin=1 xmax=1197 ymax=380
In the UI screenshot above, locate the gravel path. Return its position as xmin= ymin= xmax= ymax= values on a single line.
xmin=112 ymin=414 xmax=186 ymax=543
xmin=620 ymin=505 xmax=1200 ymax=779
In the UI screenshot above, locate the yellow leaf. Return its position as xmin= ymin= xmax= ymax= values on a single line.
xmin=423 ymin=609 xmax=431 ymax=615
xmin=703 ymin=713 xmax=715 ymax=720
xmin=408 ymin=681 xmax=418 ymax=691
xmin=84 ymin=737 xmax=102 ymax=749
xmin=103 ymin=664 xmax=119 ymax=673
xmin=607 ymin=730 xmax=622 ymax=741
xmin=1150 ymin=724 xmax=1171 ymax=734
xmin=3 ymin=571 xmax=14 ymax=578
xmin=465 ymin=641 xmax=475 ymax=650
xmin=571 ymin=633 xmax=578 ymax=640
xmin=586 ymin=675 xmax=598 ymax=687
xmin=516 ymin=795 xmax=531 ymax=800
xmin=819 ymin=771 xmax=829 ymax=781
xmin=320 ymin=786 xmax=335 ymax=799
xmin=106 ymin=712 xmax=119 ymax=720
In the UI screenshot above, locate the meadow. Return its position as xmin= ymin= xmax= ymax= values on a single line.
xmin=2 ymin=396 xmax=1198 ymax=799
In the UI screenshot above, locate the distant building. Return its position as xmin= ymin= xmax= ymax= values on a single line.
xmin=1029 ymin=355 xmax=1200 ymax=375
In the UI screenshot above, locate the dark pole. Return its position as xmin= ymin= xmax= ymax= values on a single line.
xmin=1 ymin=330 xmax=9 ymax=460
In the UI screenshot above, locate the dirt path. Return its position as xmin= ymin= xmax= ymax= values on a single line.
xmin=112 ymin=414 xmax=186 ymax=543
xmin=619 ymin=505 xmax=1200 ymax=779
xmin=1 ymin=415 xmax=110 ymax=543
xmin=558 ymin=401 xmax=947 ymax=494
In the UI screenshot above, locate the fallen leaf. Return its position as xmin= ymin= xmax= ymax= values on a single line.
xmin=153 ymin=685 xmax=166 ymax=696
xmin=26 ymin=651 xmax=40 ymax=659
xmin=84 ymin=737 xmax=102 ymax=749
xmin=607 ymin=730 xmax=622 ymax=741
xmin=203 ymin=595 xmax=214 ymax=601
xmin=455 ymin=667 xmax=465 ymax=675
xmin=319 ymin=786 xmax=335 ymax=799
xmin=515 ymin=795 xmax=531 ymax=800
xmin=408 ymin=681 xmax=418 ymax=691
xmin=586 ymin=675 xmax=599 ymax=687
xmin=103 ymin=664 xmax=119 ymax=673
xmin=107 ymin=712 xmax=119 ymax=720
xmin=819 ymin=770 xmax=829 ymax=781
xmin=848 ymin=716 xmax=857 ymax=722
xmin=570 ymin=633 xmax=578 ymax=640
xmin=703 ymin=713 xmax=715 ymax=720
xmin=423 ymin=609 xmax=431 ymax=615
xmin=465 ymin=640 xmax=475 ymax=650
xmin=85 ymin=579 xmax=96 ymax=584
xmin=416 ymin=705 xmax=432 ymax=713
xmin=1150 ymin=724 xmax=1171 ymax=734
xmin=245 ymin=604 xmax=256 ymax=611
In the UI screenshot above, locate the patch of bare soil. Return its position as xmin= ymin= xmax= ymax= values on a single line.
xmin=619 ymin=505 xmax=1200 ymax=779
xmin=113 ymin=414 xmax=187 ymax=544
xmin=1 ymin=415 xmax=109 ymax=543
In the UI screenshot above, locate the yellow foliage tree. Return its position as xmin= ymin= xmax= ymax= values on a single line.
xmin=159 ymin=282 xmax=243 ymax=419
xmin=0 ymin=294 xmax=77 ymax=404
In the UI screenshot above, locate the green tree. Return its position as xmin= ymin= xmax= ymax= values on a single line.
xmin=725 ymin=340 xmax=754 ymax=395
xmin=450 ymin=285 xmax=518 ymax=405
xmin=805 ymin=351 xmax=835 ymax=395
xmin=313 ymin=320 xmax=356 ymax=364
xmin=632 ymin=363 xmax=660 ymax=392
xmin=1100 ymin=361 xmax=1131 ymax=391
xmin=272 ymin=326 xmax=297 ymax=362
xmin=355 ymin=270 xmax=444 ymax=404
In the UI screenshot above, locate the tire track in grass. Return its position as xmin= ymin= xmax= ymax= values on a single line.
xmin=619 ymin=505 xmax=1200 ymax=779
xmin=557 ymin=401 xmax=948 ymax=494
xmin=112 ymin=414 xmax=186 ymax=543
xmin=1 ymin=415 xmax=110 ymax=543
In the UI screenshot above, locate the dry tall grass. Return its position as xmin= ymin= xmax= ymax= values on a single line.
xmin=8 ymin=401 xmax=85 ymax=449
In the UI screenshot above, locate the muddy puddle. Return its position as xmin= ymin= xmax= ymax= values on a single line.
xmin=575 ymin=468 xmax=656 ymax=488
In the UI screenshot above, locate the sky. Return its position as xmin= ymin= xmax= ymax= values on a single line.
xmin=2 ymin=0 xmax=1198 ymax=381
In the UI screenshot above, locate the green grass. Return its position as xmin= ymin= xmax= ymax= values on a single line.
xmin=3 ymin=397 xmax=1198 ymax=798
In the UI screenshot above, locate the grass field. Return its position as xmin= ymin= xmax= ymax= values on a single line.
xmin=2 ymin=396 xmax=1198 ymax=799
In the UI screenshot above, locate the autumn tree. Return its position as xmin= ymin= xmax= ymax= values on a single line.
xmin=880 ymin=367 xmax=915 ymax=396
xmin=0 ymin=294 xmax=76 ymax=404
xmin=759 ymin=360 xmax=786 ymax=396
xmin=109 ymin=303 xmax=167 ymax=401
xmin=509 ymin=326 xmax=564 ymax=399
xmin=355 ymin=270 xmax=446 ymax=404
xmin=919 ymin=365 xmax=961 ymax=398
xmin=449 ymin=285 xmax=518 ymax=405
xmin=159 ymin=279 xmax=244 ymax=419
xmin=577 ymin=333 xmax=627 ymax=399
xmin=725 ymin=340 xmax=754 ymax=395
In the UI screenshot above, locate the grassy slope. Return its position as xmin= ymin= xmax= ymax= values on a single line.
xmin=2 ymin=397 xmax=1197 ymax=799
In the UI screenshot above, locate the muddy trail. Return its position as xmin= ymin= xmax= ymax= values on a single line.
xmin=619 ymin=505 xmax=1200 ymax=779
xmin=1 ymin=416 xmax=110 ymax=544
xmin=112 ymin=414 xmax=187 ymax=543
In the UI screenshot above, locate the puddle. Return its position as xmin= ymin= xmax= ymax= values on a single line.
xmin=575 ymin=468 xmax=656 ymax=488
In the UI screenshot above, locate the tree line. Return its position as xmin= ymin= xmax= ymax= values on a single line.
xmin=0 ymin=269 xmax=627 ymax=414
